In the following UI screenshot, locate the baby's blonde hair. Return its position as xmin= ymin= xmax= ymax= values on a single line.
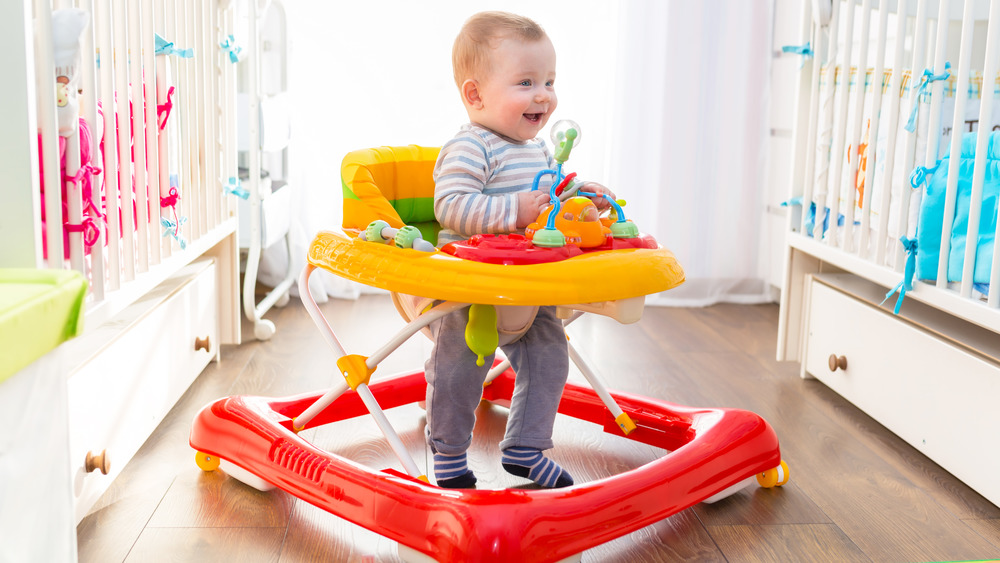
xmin=452 ymin=11 xmax=546 ymax=87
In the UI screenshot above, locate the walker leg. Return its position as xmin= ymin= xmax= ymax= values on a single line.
xmin=566 ymin=341 xmax=636 ymax=435
xmin=295 ymin=292 xmax=467 ymax=430
xmin=355 ymin=382 xmax=427 ymax=481
xmin=367 ymin=301 xmax=469 ymax=368
xmin=484 ymin=356 xmax=511 ymax=385
xmin=297 ymin=265 xmax=437 ymax=480
xmin=298 ymin=265 xmax=350 ymax=359
xmin=293 ymin=378 xmax=351 ymax=431
xmin=294 ymin=265 xmax=353 ymax=429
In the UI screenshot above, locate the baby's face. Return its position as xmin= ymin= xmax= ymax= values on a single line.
xmin=474 ymin=36 xmax=557 ymax=142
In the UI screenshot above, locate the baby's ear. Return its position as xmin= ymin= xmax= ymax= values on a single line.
xmin=461 ymin=79 xmax=483 ymax=109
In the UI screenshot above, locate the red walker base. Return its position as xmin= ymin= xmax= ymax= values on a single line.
xmin=189 ymin=367 xmax=780 ymax=562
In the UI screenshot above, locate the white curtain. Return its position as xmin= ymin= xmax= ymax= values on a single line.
xmin=605 ymin=0 xmax=775 ymax=306
xmin=263 ymin=0 xmax=773 ymax=306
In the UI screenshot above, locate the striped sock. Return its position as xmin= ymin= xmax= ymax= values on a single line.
xmin=433 ymin=452 xmax=477 ymax=489
xmin=501 ymin=447 xmax=574 ymax=488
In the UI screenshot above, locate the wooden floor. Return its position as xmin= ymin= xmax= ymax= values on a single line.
xmin=76 ymin=295 xmax=1000 ymax=562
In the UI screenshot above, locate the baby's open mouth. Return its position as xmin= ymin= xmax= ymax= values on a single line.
xmin=524 ymin=113 xmax=543 ymax=123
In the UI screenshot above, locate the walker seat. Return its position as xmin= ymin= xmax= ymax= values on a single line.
xmin=190 ymin=136 xmax=787 ymax=562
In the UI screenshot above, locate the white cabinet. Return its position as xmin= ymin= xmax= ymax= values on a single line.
xmin=802 ymin=274 xmax=1000 ymax=507
xmin=66 ymin=259 xmax=218 ymax=522
xmin=0 ymin=348 xmax=77 ymax=562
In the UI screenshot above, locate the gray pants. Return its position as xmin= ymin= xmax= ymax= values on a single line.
xmin=424 ymin=305 xmax=569 ymax=455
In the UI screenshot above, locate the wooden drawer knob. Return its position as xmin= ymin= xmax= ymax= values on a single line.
xmin=195 ymin=336 xmax=211 ymax=352
xmin=85 ymin=449 xmax=110 ymax=475
xmin=828 ymin=354 xmax=848 ymax=372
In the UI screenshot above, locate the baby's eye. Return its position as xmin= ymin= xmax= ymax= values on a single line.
xmin=519 ymin=79 xmax=531 ymax=87
xmin=546 ymin=80 xmax=554 ymax=87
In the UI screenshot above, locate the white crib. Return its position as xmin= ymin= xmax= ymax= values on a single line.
xmin=0 ymin=0 xmax=243 ymax=548
xmin=777 ymin=0 xmax=1000 ymax=507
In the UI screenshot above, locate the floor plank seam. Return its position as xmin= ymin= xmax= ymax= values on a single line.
xmin=961 ymin=518 xmax=1000 ymax=551
xmin=120 ymin=475 xmax=179 ymax=563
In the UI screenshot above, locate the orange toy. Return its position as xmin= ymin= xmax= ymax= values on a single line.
xmin=526 ymin=196 xmax=611 ymax=248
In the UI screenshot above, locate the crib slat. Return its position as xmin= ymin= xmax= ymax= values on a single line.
xmin=128 ymin=0 xmax=149 ymax=273
xmin=158 ymin=0 xmax=173 ymax=259
xmin=112 ymin=0 xmax=135 ymax=281
xmin=177 ymin=0 xmax=196 ymax=243
xmin=169 ymin=0 xmax=184 ymax=249
xmin=54 ymin=0 xmax=85 ymax=275
xmin=184 ymin=0 xmax=196 ymax=242
xmin=874 ymin=0 xmax=910 ymax=267
xmin=798 ymin=4 xmax=822 ymax=235
xmin=56 ymin=0 xmax=83 ymax=272
xmin=80 ymin=0 xmax=105 ymax=301
xmin=34 ymin=0 xmax=65 ymax=269
xmin=813 ymin=0 xmax=842 ymax=241
xmin=142 ymin=0 xmax=161 ymax=267
xmin=221 ymin=2 xmax=233 ymax=225
xmin=826 ymin=0 xmax=858 ymax=248
xmin=209 ymin=0 xmax=220 ymax=226
xmin=785 ymin=0 xmax=813 ymax=235
xmin=857 ymin=0 xmax=889 ymax=258
xmin=978 ymin=0 xmax=1000 ymax=306
xmin=194 ymin=0 xmax=209 ymax=236
xmin=893 ymin=0 xmax=930 ymax=271
xmin=95 ymin=0 xmax=120 ymax=290
xmin=222 ymin=2 xmax=237 ymax=224
xmin=951 ymin=0 xmax=982 ymax=298
xmin=925 ymin=0 xmax=953 ymax=288
xmin=204 ymin=0 xmax=218 ymax=229
xmin=167 ymin=0 xmax=181 ymax=250
xmin=189 ymin=0 xmax=204 ymax=241
xmin=842 ymin=0 xmax=873 ymax=253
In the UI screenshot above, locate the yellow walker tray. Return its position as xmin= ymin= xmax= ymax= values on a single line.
xmin=307 ymin=229 xmax=684 ymax=306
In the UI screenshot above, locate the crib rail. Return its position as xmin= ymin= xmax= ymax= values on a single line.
xmin=3 ymin=0 xmax=239 ymax=329
xmin=784 ymin=0 xmax=1000 ymax=334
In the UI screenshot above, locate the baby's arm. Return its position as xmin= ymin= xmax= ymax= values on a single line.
xmin=434 ymin=136 xmax=520 ymax=236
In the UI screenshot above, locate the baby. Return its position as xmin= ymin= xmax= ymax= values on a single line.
xmin=426 ymin=11 xmax=613 ymax=489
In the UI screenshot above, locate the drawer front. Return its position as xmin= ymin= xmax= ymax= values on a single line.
xmin=804 ymin=279 xmax=1000 ymax=506
xmin=68 ymin=261 xmax=217 ymax=522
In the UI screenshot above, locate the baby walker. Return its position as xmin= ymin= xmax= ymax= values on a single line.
xmin=189 ymin=121 xmax=788 ymax=563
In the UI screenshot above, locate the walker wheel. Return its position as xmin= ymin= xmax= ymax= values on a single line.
xmin=254 ymin=319 xmax=276 ymax=340
xmin=195 ymin=451 xmax=221 ymax=472
xmin=756 ymin=460 xmax=790 ymax=488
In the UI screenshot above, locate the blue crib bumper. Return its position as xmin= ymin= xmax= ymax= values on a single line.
xmin=915 ymin=131 xmax=1000 ymax=287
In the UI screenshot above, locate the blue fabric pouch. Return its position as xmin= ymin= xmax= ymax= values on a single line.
xmin=915 ymin=131 xmax=1000 ymax=285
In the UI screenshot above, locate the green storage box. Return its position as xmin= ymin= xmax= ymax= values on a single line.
xmin=0 ymin=269 xmax=87 ymax=384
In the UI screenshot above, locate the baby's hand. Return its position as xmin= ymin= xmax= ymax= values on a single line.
xmin=580 ymin=182 xmax=616 ymax=210
xmin=516 ymin=190 xmax=553 ymax=228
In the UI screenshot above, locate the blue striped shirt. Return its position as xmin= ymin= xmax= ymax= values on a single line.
xmin=433 ymin=123 xmax=555 ymax=245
